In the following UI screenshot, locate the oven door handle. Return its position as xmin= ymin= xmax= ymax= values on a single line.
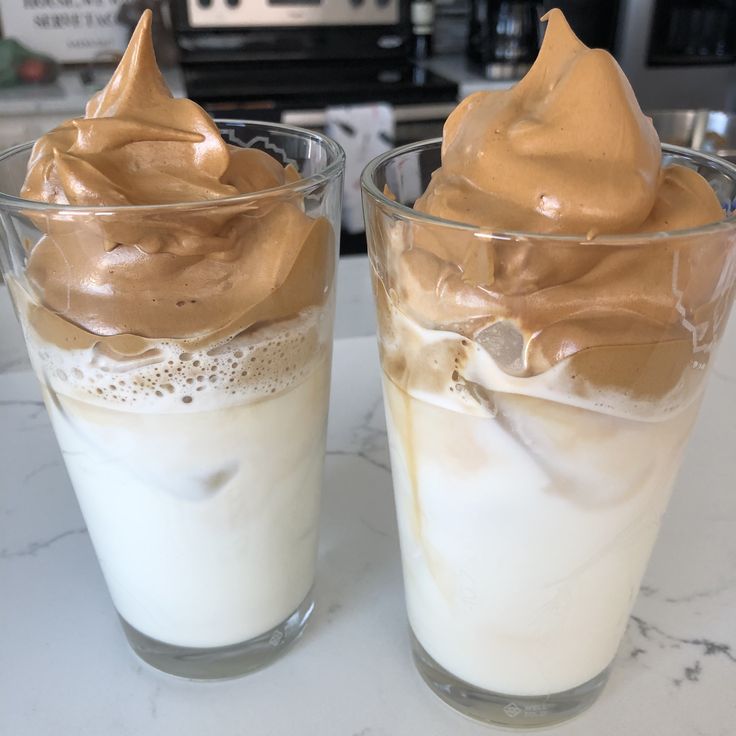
xmin=281 ymin=102 xmax=456 ymax=127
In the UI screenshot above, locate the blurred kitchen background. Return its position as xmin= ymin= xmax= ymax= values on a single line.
xmin=0 ymin=0 xmax=735 ymax=253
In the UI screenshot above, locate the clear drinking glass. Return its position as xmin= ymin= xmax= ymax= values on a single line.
xmin=0 ymin=121 xmax=344 ymax=679
xmin=362 ymin=140 xmax=736 ymax=727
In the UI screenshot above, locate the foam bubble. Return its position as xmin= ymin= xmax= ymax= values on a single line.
xmin=26 ymin=307 xmax=331 ymax=413
xmin=383 ymin=301 xmax=702 ymax=423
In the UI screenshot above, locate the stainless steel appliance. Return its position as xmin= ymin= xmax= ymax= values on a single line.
xmin=170 ymin=0 xmax=459 ymax=252
xmin=184 ymin=0 xmax=400 ymax=28
xmin=617 ymin=0 xmax=736 ymax=110
xmin=649 ymin=109 xmax=736 ymax=163
xmin=171 ymin=0 xmax=411 ymax=60
xmin=461 ymin=0 xmax=736 ymax=109
xmin=171 ymin=0 xmax=456 ymax=138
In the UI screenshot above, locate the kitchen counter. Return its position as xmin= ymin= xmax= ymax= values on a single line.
xmin=1 ymin=256 xmax=735 ymax=736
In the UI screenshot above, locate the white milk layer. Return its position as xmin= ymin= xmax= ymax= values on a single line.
xmin=24 ymin=309 xmax=331 ymax=649
xmin=382 ymin=312 xmax=702 ymax=696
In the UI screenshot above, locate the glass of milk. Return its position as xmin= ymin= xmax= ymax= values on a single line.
xmin=361 ymin=139 xmax=736 ymax=727
xmin=0 ymin=121 xmax=344 ymax=679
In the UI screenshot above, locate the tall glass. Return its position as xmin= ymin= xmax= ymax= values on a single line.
xmin=0 ymin=121 xmax=344 ymax=679
xmin=362 ymin=141 xmax=736 ymax=727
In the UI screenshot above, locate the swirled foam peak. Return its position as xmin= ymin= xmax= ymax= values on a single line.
xmin=20 ymin=10 xmax=333 ymax=343
xmin=414 ymin=9 xmax=721 ymax=236
xmin=385 ymin=9 xmax=730 ymax=401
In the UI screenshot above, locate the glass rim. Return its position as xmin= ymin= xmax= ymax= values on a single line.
xmin=360 ymin=139 xmax=736 ymax=244
xmin=0 ymin=119 xmax=346 ymax=215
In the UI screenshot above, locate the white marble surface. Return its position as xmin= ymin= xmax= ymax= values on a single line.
xmin=1 ymin=256 xmax=735 ymax=736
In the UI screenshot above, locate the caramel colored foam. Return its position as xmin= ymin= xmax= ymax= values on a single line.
xmin=415 ymin=10 xmax=722 ymax=236
xmin=20 ymin=11 xmax=333 ymax=344
xmin=378 ymin=10 xmax=732 ymax=402
xmin=27 ymin=308 xmax=328 ymax=413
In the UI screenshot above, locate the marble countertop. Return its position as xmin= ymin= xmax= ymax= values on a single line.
xmin=1 ymin=256 xmax=734 ymax=736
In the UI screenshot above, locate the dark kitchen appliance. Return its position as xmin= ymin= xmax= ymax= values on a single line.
xmin=171 ymin=0 xmax=413 ymax=63
xmin=464 ymin=0 xmax=736 ymax=108
xmin=534 ymin=0 xmax=736 ymax=110
xmin=540 ymin=0 xmax=620 ymax=52
xmin=617 ymin=0 xmax=736 ymax=110
xmin=170 ymin=0 xmax=459 ymax=253
xmin=467 ymin=0 xmax=541 ymax=80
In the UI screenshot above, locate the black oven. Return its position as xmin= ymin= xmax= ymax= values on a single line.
xmin=170 ymin=0 xmax=458 ymax=253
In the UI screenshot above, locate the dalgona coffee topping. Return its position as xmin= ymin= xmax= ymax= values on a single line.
xmin=415 ymin=10 xmax=721 ymax=236
xmin=382 ymin=9 xmax=731 ymax=399
xmin=21 ymin=11 xmax=332 ymax=342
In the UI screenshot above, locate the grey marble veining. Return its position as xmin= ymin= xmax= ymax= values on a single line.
xmin=0 ymin=257 xmax=734 ymax=735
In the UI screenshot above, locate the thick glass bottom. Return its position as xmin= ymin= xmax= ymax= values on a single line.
xmin=411 ymin=630 xmax=610 ymax=729
xmin=120 ymin=590 xmax=314 ymax=680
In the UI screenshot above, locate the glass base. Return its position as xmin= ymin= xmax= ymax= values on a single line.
xmin=410 ymin=630 xmax=610 ymax=729
xmin=120 ymin=590 xmax=315 ymax=680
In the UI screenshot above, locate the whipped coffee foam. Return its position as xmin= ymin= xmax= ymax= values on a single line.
xmin=21 ymin=11 xmax=334 ymax=343
xmin=380 ymin=293 xmax=705 ymax=423
xmin=390 ymin=10 xmax=729 ymax=397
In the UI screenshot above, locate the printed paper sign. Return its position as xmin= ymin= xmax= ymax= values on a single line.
xmin=0 ymin=0 xmax=128 ymax=63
